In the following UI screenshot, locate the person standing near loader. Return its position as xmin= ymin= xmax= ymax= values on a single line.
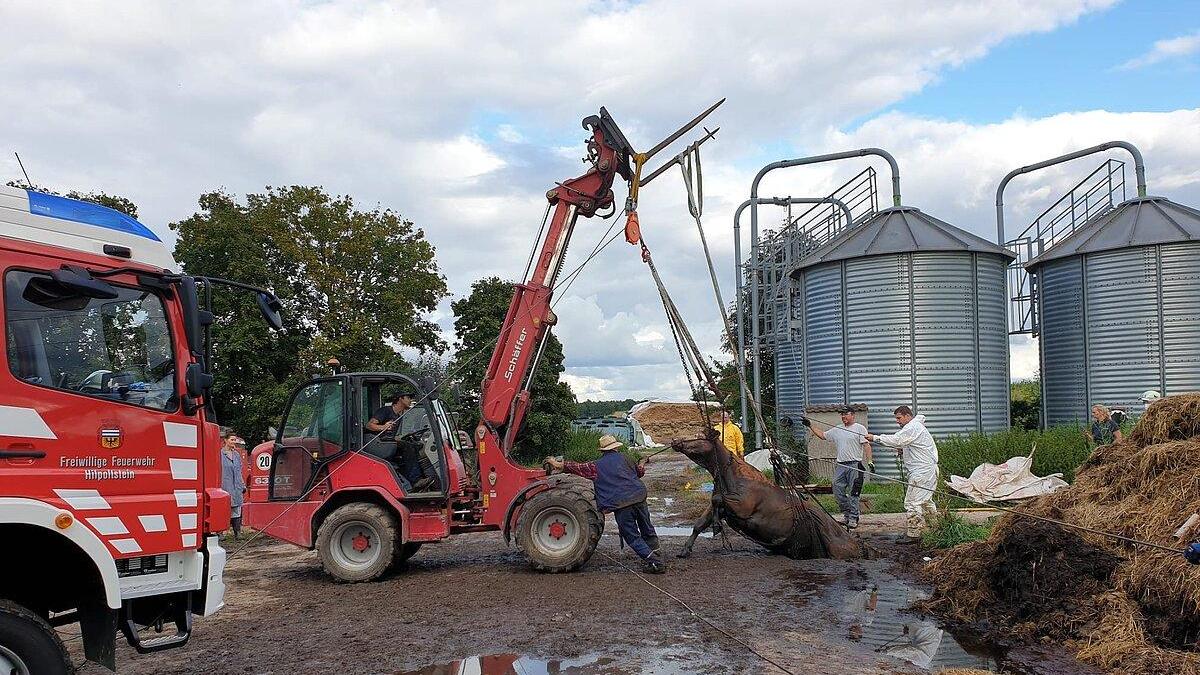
xmin=546 ymin=435 xmax=665 ymax=574
xmin=803 ymin=407 xmax=871 ymax=529
xmin=712 ymin=410 xmax=745 ymax=459
xmin=867 ymin=406 xmax=939 ymax=540
xmin=220 ymin=429 xmax=247 ymax=539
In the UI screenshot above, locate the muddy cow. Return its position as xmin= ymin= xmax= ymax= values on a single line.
xmin=672 ymin=432 xmax=863 ymax=560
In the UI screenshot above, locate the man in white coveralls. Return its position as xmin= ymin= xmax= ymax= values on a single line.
xmin=867 ymin=405 xmax=939 ymax=540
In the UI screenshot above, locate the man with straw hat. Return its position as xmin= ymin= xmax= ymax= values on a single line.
xmin=547 ymin=434 xmax=664 ymax=573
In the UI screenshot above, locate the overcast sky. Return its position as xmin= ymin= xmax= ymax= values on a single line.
xmin=3 ymin=0 xmax=1198 ymax=401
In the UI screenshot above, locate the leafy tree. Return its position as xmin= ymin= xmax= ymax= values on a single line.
xmin=171 ymin=187 xmax=448 ymax=442
xmin=450 ymin=277 xmax=577 ymax=464
xmin=576 ymin=399 xmax=641 ymax=418
xmin=1011 ymin=378 xmax=1042 ymax=430
xmin=5 ymin=180 xmax=138 ymax=218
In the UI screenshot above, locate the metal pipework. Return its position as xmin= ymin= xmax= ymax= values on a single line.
xmin=746 ymin=148 xmax=900 ymax=452
xmin=995 ymin=140 xmax=1148 ymax=245
xmin=733 ymin=195 xmax=855 ymax=443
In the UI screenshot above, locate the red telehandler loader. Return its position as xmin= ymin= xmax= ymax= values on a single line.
xmin=244 ymin=103 xmax=721 ymax=581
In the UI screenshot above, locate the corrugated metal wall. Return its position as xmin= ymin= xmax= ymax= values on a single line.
xmin=789 ymin=251 xmax=1011 ymax=479
xmin=1084 ymin=247 xmax=1162 ymax=410
xmin=1039 ymin=241 xmax=1200 ymax=425
xmin=977 ymin=255 xmax=1010 ymax=430
xmin=774 ymin=339 xmax=805 ymax=428
xmin=1038 ymin=257 xmax=1087 ymax=426
xmin=912 ymin=253 xmax=979 ymax=434
xmin=803 ymin=264 xmax=845 ymax=404
xmin=1161 ymin=242 xmax=1200 ymax=394
xmin=845 ymin=255 xmax=914 ymax=440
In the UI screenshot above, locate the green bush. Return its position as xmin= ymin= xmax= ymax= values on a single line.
xmin=817 ymin=482 xmax=906 ymax=514
xmin=922 ymin=513 xmax=994 ymax=548
xmin=937 ymin=424 xmax=1092 ymax=485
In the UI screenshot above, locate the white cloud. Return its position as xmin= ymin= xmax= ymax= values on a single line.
xmin=1117 ymin=30 xmax=1200 ymax=70
xmin=496 ymin=125 xmax=524 ymax=144
xmin=4 ymin=0 xmax=1163 ymax=402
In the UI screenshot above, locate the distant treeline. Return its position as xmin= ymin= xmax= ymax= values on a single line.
xmin=576 ymin=399 xmax=644 ymax=418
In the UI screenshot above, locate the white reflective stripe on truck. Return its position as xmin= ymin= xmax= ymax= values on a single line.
xmin=0 ymin=497 xmax=121 ymax=609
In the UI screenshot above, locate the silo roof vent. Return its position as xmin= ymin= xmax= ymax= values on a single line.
xmin=1026 ymin=196 xmax=1200 ymax=269
xmin=795 ymin=205 xmax=1013 ymax=272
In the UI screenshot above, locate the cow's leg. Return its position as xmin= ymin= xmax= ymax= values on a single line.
xmin=677 ymin=506 xmax=714 ymax=558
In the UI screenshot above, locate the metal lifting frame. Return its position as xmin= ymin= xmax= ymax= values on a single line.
xmin=741 ymin=149 xmax=902 ymax=451
xmin=731 ymin=195 xmax=855 ymax=445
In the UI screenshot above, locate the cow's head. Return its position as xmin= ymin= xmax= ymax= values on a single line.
xmin=670 ymin=427 xmax=725 ymax=467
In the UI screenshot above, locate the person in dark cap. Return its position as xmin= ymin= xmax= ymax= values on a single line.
xmin=802 ymin=406 xmax=870 ymax=529
xmin=366 ymin=391 xmax=432 ymax=490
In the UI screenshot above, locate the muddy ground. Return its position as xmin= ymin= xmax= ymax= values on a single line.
xmin=68 ymin=454 xmax=1098 ymax=674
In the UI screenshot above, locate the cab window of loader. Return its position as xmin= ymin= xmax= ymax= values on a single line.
xmin=280 ymin=379 xmax=345 ymax=457
xmin=4 ymin=269 xmax=178 ymax=411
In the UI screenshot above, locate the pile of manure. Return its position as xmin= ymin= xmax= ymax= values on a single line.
xmin=922 ymin=394 xmax=1200 ymax=674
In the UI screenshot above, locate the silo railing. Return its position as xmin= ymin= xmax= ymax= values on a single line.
xmin=1004 ymin=159 xmax=1127 ymax=334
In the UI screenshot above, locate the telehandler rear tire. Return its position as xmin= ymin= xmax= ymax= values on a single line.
xmin=515 ymin=482 xmax=603 ymax=573
xmin=316 ymin=503 xmax=398 ymax=582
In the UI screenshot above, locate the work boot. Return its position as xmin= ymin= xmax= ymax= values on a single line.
xmin=642 ymin=556 xmax=666 ymax=575
xmin=847 ymin=515 xmax=859 ymax=530
xmin=905 ymin=514 xmax=922 ymax=541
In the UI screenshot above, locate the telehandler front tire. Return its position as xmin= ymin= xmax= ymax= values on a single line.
xmin=515 ymin=481 xmax=603 ymax=573
xmin=316 ymin=503 xmax=398 ymax=582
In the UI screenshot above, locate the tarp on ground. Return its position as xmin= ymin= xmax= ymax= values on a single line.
xmin=946 ymin=452 xmax=1068 ymax=502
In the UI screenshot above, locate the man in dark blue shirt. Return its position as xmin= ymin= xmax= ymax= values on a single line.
xmin=547 ymin=434 xmax=664 ymax=574
xmin=365 ymin=392 xmax=433 ymax=491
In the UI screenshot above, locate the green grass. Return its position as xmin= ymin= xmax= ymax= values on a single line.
xmin=816 ymin=481 xmax=906 ymax=514
xmin=938 ymin=424 xmax=1093 ymax=483
xmin=922 ymin=513 xmax=995 ymax=548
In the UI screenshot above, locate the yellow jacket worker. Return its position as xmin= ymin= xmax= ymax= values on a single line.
xmin=712 ymin=411 xmax=745 ymax=458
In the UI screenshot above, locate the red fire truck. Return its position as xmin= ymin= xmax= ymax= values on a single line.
xmin=0 ymin=185 xmax=281 ymax=673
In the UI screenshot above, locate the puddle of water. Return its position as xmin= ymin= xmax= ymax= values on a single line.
xmin=396 ymin=653 xmax=608 ymax=674
xmin=835 ymin=579 xmax=1000 ymax=672
xmin=649 ymin=526 xmax=710 ymax=538
xmin=397 ymin=649 xmax=703 ymax=675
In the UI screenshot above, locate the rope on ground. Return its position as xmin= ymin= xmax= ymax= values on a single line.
xmin=799 ymin=417 xmax=1185 ymax=555
xmin=596 ymin=549 xmax=795 ymax=675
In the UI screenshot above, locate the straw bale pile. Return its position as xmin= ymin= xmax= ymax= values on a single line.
xmin=629 ymin=402 xmax=719 ymax=444
xmin=923 ymin=394 xmax=1200 ymax=675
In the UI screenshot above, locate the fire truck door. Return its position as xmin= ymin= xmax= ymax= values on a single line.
xmin=1 ymin=266 xmax=205 ymax=559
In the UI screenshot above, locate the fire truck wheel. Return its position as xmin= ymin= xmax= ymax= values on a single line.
xmin=515 ymin=482 xmax=603 ymax=573
xmin=0 ymin=600 xmax=72 ymax=675
xmin=316 ymin=503 xmax=398 ymax=582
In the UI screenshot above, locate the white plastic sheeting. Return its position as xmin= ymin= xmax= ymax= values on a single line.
xmin=946 ymin=452 xmax=1068 ymax=502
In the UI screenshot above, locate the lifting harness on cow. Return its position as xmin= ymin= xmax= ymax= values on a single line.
xmin=628 ymin=133 xmax=861 ymax=561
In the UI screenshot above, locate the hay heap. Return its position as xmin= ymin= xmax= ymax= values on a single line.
xmin=629 ymin=401 xmax=719 ymax=445
xmin=923 ymin=394 xmax=1200 ymax=675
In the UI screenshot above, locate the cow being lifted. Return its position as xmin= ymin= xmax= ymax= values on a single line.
xmin=672 ymin=431 xmax=863 ymax=560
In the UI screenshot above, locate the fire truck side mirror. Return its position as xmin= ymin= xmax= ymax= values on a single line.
xmin=185 ymin=361 xmax=214 ymax=399
xmin=256 ymin=292 xmax=284 ymax=331
xmin=179 ymin=277 xmax=204 ymax=356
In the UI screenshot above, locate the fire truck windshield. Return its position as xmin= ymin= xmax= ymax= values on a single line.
xmin=5 ymin=269 xmax=179 ymax=411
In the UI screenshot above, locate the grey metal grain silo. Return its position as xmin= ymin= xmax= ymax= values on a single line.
xmin=998 ymin=141 xmax=1200 ymax=427
xmin=789 ymin=206 xmax=1015 ymax=451
xmin=1027 ymin=197 xmax=1200 ymax=425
